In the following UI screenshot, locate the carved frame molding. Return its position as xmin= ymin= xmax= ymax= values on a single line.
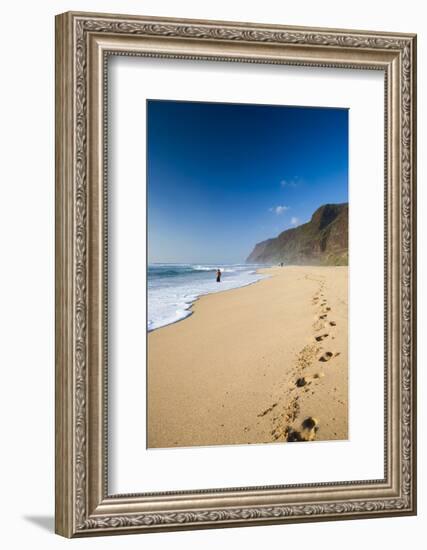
xmin=55 ymin=12 xmax=416 ymax=537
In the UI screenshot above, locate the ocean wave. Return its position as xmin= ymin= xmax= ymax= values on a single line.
xmin=148 ymin=264 xmax=240 ymax=277
xmin=147 ymin=264 xmax=268 ymax=331
xmin=147 ymin=268 xmax=186 ymax=277
xmin=192 ymin=265 xmax=237 ymax=273
xmin=192 ymin=265 xmax=218 ymax=272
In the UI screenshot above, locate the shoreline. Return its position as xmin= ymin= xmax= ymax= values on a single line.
xmin=147 ymin=265 xmax=270 ymax=333
xmin=147 ymin=265 xmax=348 ymax=448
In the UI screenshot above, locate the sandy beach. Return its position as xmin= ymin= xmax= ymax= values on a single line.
xmin=147 ymin=266 xmax=348 ymax=448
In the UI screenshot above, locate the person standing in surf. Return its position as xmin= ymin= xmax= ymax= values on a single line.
xmin=216 ymin=269 xmax=221 ymax=283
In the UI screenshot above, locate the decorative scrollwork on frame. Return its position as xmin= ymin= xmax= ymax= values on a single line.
xmin=82 ymin=497 xmax=408 ymax=531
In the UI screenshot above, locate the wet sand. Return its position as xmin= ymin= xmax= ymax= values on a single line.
xmin=147 ymin=266 xmax=348 ymax=448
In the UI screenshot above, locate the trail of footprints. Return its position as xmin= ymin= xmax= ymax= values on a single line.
xmin=257 ymin=276 xmax=341 ymax=443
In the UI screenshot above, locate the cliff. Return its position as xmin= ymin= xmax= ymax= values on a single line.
xmin=246 ymin=203 xmax=348 ymax=266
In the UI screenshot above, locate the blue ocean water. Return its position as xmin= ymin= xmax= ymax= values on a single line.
xmin=147 ymin=264 xmax=267 ymax=331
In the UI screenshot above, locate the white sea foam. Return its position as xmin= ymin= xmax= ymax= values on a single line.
xmin=147 ymin=264 xmax=267 ymax=331
xmin=192 ymin=265 xmax=237 ymax=273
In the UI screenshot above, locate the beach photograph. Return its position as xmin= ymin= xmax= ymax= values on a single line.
xmin=147 ymin=99 xmax=348 ymax=448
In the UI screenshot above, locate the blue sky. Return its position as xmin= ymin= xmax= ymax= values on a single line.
xmin=147 ymin=100 xmax=348 ymax=264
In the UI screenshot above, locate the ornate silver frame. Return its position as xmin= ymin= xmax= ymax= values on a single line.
xmin=55 ymin=11 xmax=417 ymax=537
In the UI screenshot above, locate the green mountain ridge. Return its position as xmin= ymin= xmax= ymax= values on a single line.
xmin=246 ymin=203 xmax=348 ymax=266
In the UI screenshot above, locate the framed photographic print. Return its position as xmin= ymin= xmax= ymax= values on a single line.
xmin=55 ymin=11 xmax=417 ymax=537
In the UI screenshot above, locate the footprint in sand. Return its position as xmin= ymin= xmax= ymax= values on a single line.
xmin=286 ymin=417 xmax=319 ymax=442
xmin=319 ymin=351 xmax=334 ymax=362
xmin=258 ymin=402 xmax=278 ymax=417
xmin=329 ymin=321 xmax=337 ymax=326
xmin=313 ymin=319 xmax=326 ymax=331
xmin=295 ymin=373 xmax=324 ymax=388
xmin=319 ymin=314 xmax=328 ymax=320
xmin=315 ymin=333 xmax=329 ymax=342
xmin=302 ymin=417 xmax=319 ymax=430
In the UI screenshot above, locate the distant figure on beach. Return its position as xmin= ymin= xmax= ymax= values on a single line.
xmin=216 ymin=269 xmax=221 ymax=283
xmin=280 ymin=262 xmax=284 ymax=267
